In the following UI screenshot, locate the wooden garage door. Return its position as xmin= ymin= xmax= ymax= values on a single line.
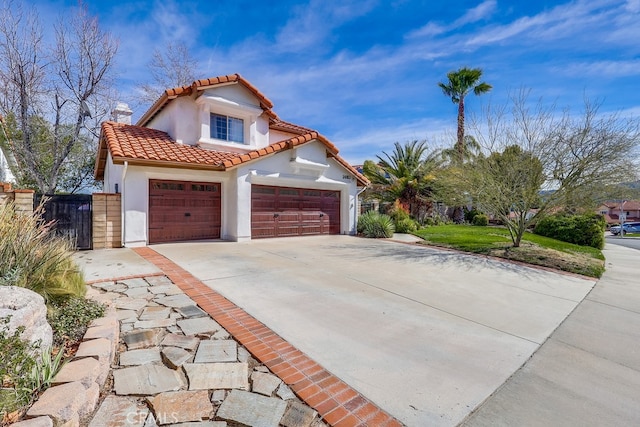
xmin=251 ymin=185 xmax=340 ymax=239
xmin=149 ymin=180 xmax=221 ymax=244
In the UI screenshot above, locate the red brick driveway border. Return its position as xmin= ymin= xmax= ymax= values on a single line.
xmin=132 ymin=247 xmax=403 ymax=427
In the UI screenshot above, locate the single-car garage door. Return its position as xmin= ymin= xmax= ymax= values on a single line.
xmin=149 ymin=180 xmax=221 ymax=244
xmin=251 ymin=185 xmax=340 ymax=238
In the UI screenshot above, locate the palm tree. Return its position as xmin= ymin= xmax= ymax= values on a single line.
xmin=363 ymin=140 xmax=441 ymax=219
xmin=438 ymin=67 xmax=492 ymax=164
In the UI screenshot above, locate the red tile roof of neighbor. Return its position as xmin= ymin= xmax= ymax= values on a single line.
xmin=96 ymin=74 xmax=368 ymax=186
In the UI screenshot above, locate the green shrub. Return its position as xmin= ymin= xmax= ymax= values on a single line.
xmin=534 ymin=213 xmax=606 ymax=249
xmin=395 ymin=217 xmax=418 ymax=233
xmin=0 ymin=202 xmax=86 ymax=303
xmin=464 ymin=208 xmax=482 ymax=223
xmin=357 ymin=211 xmax=395 ymax=238
xmin=386 ymin=204 xmax=418 ymax=233
xmin=48 ymin=297 xmax=105 ymax=347
xmin=0 ymin=317 xmax=69 ymax=417
xmin=472 ymin=214 xmax=489 ymax=226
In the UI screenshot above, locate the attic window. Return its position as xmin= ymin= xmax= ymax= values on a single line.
xmin=210 ymin=113 xmax=244 ymax=143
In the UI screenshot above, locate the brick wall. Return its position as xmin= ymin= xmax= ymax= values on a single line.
xmin=92 ymin=193 xmax=122 ymax=249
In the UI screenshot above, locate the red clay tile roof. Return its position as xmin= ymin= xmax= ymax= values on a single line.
xmin=137 ymin=74 xmax=276 ymax=127
xmin=269 ymin=118 xmax=315 ymax=135
xmin=95 ymin=121 xmax=369 ymax=186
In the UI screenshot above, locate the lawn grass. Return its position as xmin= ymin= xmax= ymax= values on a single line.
xmin=414 ymin=225 xmax=605 ymax=278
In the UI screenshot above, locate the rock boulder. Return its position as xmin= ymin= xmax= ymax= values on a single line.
xmin=0 ymin=286 xmax=53 ymax=351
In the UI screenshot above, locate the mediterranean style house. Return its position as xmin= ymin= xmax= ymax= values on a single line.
xmin=95 ymin=74 xmax=368 ymax=246
xmin=597 ymin=200 xmax=640 ymax=224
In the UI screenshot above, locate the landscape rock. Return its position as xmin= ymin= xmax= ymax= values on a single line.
xmin=116 ymin=310 xmax=139 ymax=321
xmin=216 ymin=389 xmax=287 ymax=427
xmin=125 ymin=287 xmax=153 ymax=299
xmin=11 ymin=417 xmax=53 ymax=427
xmin=119 ymin=348 xmax=162 ymax=366
xmin=114 ymin=297 xmax=148 ymax=311
xmin=251 ymin=371 xmax=282 ymax=396
xmin=147 ymin=390 xmax=213 ymax=424
xmin=276 ymin=382 xmax=297 ymax=401
xmin=134 ymin=318 xmax=176 ymax=330
xmin=183 ymin=363 xmax=248 ymax=390
xmin=113 ymin=364 xmax=185 ymax=395
xmin=161 ymin=333 xmax=199 ymax=350
xmin=27 ymin=381 xmax=86 ymax=425
xmin=171 ymin=423 xmax=226 ymax=427
xmin=154 ymin=294 xmax=195 ymax=308
xmin=139 ymin=306 xmax=171 ymax=321
xmin=144 ymin=276 xmax=174 ymax=287
xmin=281 ymin=401 xmax=318 ymax=427
xmin=175 ymin=305 xmax=207 ymax=318
xmin=194 ymin=340 xmax=237 ymax=363
xmin=120 ymin=278 xmax=149 ymax=288
xmin=53 ymin=357 xmax=101 ymax=389
xmin=89 ymin=395 xmax=149 ymax=427
xmin=237 ymin=347 xmax=251 ymax=363
xmin=79 ymin=382 xmax=101 ymax=417
xmin=177 ymin=317 xmax=223 ymax=336
xmin=148 ymin=284 xmax=183 ymax=295
xmin=123 ymin=329 xmax=162 ymax=350
xmin=210 ymin=389 xmax=227 ymax=404
xmin=0 ymin=286 xmax=52 ymax=351
xmin=161 ymin=346 xmax=192 ymax=369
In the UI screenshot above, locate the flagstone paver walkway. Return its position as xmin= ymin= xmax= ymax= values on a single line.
xmin=84 ymin=247 xmax=401 ymax=426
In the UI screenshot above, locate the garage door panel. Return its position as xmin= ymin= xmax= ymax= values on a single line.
xmin=149 ymin=180 xmax=221 ymax=244
xmin=251 ymin=185 xmax=341 ymax=239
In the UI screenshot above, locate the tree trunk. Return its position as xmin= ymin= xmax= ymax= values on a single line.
xmin=452 ymin=206 xmax=465 ymax=224
xmin=456 ymin=97 xmax=465 ymax=164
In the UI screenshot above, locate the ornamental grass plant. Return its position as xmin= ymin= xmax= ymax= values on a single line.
xmin=0 ymin=201 xmax=85 ymax=302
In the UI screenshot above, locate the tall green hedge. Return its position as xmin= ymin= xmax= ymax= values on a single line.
xmin=534 ymin=213 xmax=606 ymax=249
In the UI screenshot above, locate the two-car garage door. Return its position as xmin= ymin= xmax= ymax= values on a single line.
xmin=251 ymin=185 xmax=340 ymax=239
xmin=148 ymin=180 xmax=340 ymax=243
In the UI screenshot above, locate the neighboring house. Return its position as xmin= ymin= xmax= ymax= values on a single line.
xmin=0 ymin=144 xmax=16 ymax=184
xmin=95 ymin=74 xmax=369 ymax=247
xmin=597 ymin=200 xmax=640 ymax=224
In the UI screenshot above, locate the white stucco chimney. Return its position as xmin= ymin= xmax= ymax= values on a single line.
xmin=112 ymin=102 xmax=133 ymax=125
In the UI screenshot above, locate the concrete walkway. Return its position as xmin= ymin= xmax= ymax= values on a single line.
xmin=463 ymin=243 xmax=640 ymax=426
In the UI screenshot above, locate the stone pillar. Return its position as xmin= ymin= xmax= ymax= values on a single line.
xmin=92 ymin=193 xmax=122 ymax=249
xmin=12 ymin=189 xmax=34 ymax=215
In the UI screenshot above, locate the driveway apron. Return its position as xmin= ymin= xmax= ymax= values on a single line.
xmin=151 ymin=235 xmax=595 ymax=426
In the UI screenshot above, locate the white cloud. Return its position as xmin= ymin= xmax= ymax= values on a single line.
xmin=561 ymin=60 xmax=640 ymax=78
xmin=407 ymin=0 xmax=496 ymax=39
xmin=453 ymin=0 xmax=496 ymax=26
xmin=274 ymin=0 xmax=377 ymax=53
xmin=464 ymin=0 xmax=618 ymax=47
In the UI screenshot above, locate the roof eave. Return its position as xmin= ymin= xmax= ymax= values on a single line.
xmin=111 ymin=156 xmax=226 ymax=172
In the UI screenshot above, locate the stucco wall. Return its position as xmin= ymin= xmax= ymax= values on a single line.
xmin=148 ymin=97 xmax=200 ymax=145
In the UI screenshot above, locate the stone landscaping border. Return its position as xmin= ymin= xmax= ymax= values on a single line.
xmin=133 ymin=247 xmax=403 ymax=426
xmin=14 ymin=307 xmax=120 ymax=426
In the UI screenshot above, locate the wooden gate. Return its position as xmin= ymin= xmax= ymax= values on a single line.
xmin=35 ymin=194 xmax=93 ymax=250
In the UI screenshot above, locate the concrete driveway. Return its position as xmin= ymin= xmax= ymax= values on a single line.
xmin=149 ymin=235 xmax=595 ymax=426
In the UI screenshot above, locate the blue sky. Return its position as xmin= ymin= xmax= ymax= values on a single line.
xmin=30 ymin=0 xmax=640 ymax=164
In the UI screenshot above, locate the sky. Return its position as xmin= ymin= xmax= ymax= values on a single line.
xmin=26 ymin=0 xmax=640 ymax=164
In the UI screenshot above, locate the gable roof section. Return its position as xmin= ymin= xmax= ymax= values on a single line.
xmin=137 ymin=74 xmax=276 ymax=127
xmin=95 ymin=121 xmax=369 ymax=186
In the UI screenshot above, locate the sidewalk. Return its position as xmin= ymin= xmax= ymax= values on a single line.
xmin=462 ymin=243 xmax=640 ymax=426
